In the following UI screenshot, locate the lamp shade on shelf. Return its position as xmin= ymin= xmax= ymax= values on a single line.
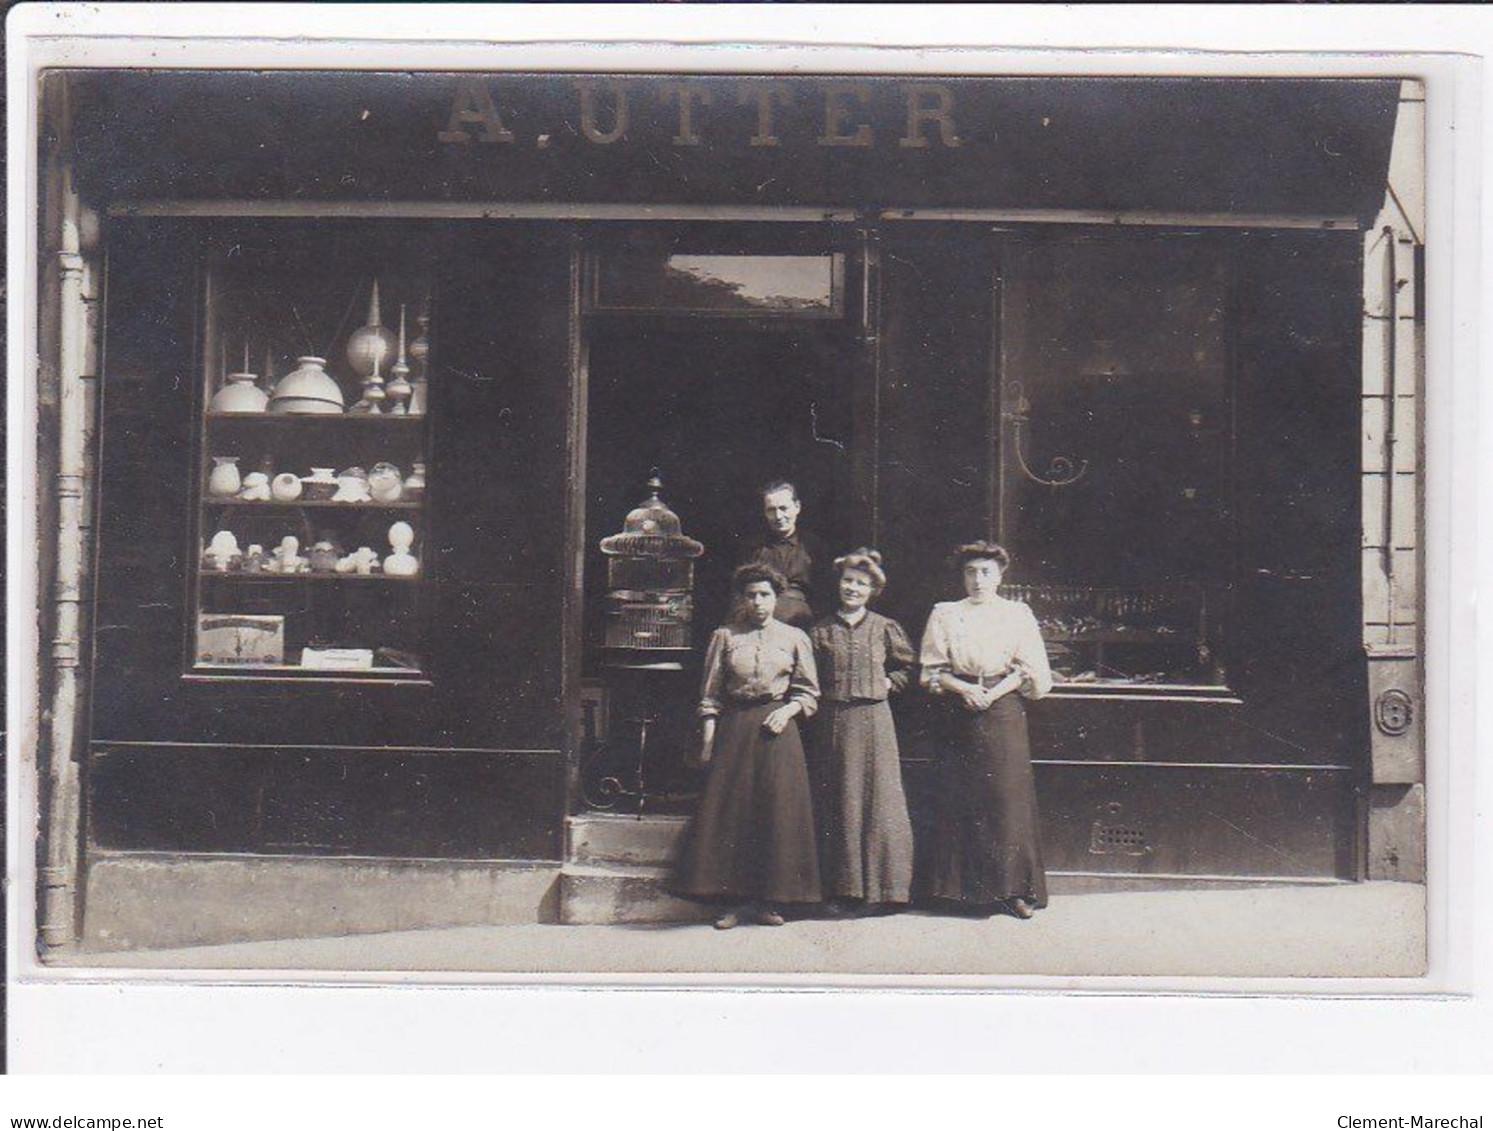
xmin=268 ymin=356 xmax=346 ymax=415
xmin=209 ymin=372 xmax=269 ymax=413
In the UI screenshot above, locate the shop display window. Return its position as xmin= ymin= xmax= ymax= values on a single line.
xmin=998 ymin=238 xmax=1236 ymax=699
xmin=1002 ymin=581 xmax=1230 ymax=697
xmin=191 ymin=244 xmax=433 ymax=680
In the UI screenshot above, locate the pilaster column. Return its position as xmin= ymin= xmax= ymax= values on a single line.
xmin=1360 ymin=82 xmax=1425 ymax=882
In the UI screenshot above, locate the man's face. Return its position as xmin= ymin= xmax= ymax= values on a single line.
xmin=762 ymin=488 xmax=801 ymax=538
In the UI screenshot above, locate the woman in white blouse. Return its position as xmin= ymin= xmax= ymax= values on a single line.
xmin=919 ymin=541 xmax=1054 ymax=919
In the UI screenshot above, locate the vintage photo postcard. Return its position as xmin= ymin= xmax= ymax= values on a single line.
xmin=12 ymin=26 xmax=1454 ymax=989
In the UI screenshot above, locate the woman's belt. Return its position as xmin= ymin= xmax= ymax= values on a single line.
xmin=728 ymin=692 xmax=786 ymax=708
xmin=953 ymin=672 xmax=1010 ymax=688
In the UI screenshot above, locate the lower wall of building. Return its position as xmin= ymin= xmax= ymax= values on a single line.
xmin=77 ymin=737 xmax=1361 ymax=952
xmin=1367 ymin=782 xmax=1426 ymax=882
xmin=78 ymin=760 xmax=1358 ymax=950
xmin=1034 ymin=763 xmax=1359 ymax=879
xmin=82 ymin=853 xmax=561 ymax=952
xmin=87 ymin=744 xmax=567 ymax=860
xmin=902 ymin=762 xmax=1360 ymax=883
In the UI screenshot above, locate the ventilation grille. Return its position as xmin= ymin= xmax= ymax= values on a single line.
xmin=1089 ymin=820 xmax=1149 ymax=856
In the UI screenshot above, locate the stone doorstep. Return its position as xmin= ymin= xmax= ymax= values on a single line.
xmin=565 ymin=812 xmax=690 ymax=868
xmin=558 ymin=862 xmax=711 ymax=925
xmin=559 ymin=815 xmax=717 ymax=924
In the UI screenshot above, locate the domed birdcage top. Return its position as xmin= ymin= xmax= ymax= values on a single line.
xmin=600 ymin=476 xmax=704 ymax=560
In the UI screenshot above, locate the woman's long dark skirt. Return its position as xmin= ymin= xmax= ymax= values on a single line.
xmin=672 ymin=700 xmax=822 ymax=905
xmin=931 ymin=695 xmax=1048 ymax=909
xmin=813 ymin=700 xmax=914 ymax=904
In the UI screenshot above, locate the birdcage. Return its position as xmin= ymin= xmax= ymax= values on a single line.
xmin=599 ymin=476 xmax=705 ymax=653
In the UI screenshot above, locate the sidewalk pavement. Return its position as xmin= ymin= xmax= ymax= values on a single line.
xmin=49 ymin=881 xmax=1425 ymax=980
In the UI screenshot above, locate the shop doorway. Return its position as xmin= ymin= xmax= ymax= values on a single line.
xmin=586 ymin=320 xmax=860 ymax=629
xmin=580 ymin=277 xmax=865 ymax=809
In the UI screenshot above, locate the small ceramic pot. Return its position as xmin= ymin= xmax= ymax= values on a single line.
xmin=309 ymin=542 xmax=341 ymax=573
xmin=208 ymin=456 xmax=242 ymax=498
xmin=239 ymin=472 xmax=271 ymax=501
xmin=204 ymin=530 xmax=242 ymax=572
xmin=332 ymin=467 xmax=371 ymax=504
xmin=337 ymin=546 xmax=380 ymax=576
xmin=368 ymin=462 xmax=403 ymax=503
xmin=403 ymin=461 xmax=426 ymax=498
xmin=272 ymin=536 xmax=306 ymax=573
xmin=271 ymin=472 xmax=304 ymax=502
xmin=302 ymin=468 xmax=338 ymax=501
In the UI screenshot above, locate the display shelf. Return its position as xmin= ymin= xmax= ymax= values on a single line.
xmin=197 ymin=570 xmax=420 ymax=582
xmin=1047 ymin=681 xmax=1243 ymax=705
xmin=1043 ymin=630 xmax=1184 ymax=645
xmin=183 ymin=668 xmax=433 ymax=687
xmin=193 ymin=662 xmax=421 ymax=674
xmin=206 ymin=412 xmax=427 ymax=423
xmin=202 ymin=498 xmax=424 ymax=510
xmin=194 ymin=257 xmax=433 ymax=683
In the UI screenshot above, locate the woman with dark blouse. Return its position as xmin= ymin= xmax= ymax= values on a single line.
xmin=920 ymin=541 xmax=1054 ymax=919
xmin=809 ymin=549 xmax=917 ymax=913
xmin=672 ymin=563 xmax=822 ymax=929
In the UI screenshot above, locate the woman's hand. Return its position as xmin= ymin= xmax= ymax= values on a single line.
xmin=698 ymin=717 xmax=717 ymax=766
xmin=1016 ymin=665 xmax=1038 ymax=698
xmin=982 ymin=669 xmax=1026 ymax=707
xmin=951 ymin=680 xmax=988 ymax=712
xmin=762 ymin=703 xmax=801 ymax=735
xmin=935 ymin=675 xmax=984 ymax=711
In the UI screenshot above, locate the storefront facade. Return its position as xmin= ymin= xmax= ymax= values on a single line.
xmin=33 ymin=71 xmax=1423 ymax=950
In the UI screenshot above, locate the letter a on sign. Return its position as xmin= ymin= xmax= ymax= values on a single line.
xmin=439 ymin=78 xmax=515 ymax=144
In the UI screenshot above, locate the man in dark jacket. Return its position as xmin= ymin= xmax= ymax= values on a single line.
xmin=742 ymin=479 xmax=830 ymax=629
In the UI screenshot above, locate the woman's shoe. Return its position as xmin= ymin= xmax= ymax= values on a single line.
xmin=1007 ymin=898 xmax=1036 ymax=920
xmin=754 ymin=907 xmax=786 ymax=927
xmin=714 ymin=909 xmax=742 ymax=930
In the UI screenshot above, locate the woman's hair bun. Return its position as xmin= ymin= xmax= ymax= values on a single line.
xmin=951 ymin=540 xmax=1011 ymax=571
xmin=832 ymin=547 xmax=888 ymax=592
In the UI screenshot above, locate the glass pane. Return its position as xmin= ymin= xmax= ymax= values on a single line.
xmin=596 ymin=252 xmax=844 ymax=316
xmin=999 ymin=239 xmax=1233 ymax=692
xmin=194 ymin=247 xmax=434 ymax=680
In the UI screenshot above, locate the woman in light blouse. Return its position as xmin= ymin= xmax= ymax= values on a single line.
xmin=920 ymin=541 xmax=1054 ymax=919
xmin=672 ymin=562 xmax=822 ymax=929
